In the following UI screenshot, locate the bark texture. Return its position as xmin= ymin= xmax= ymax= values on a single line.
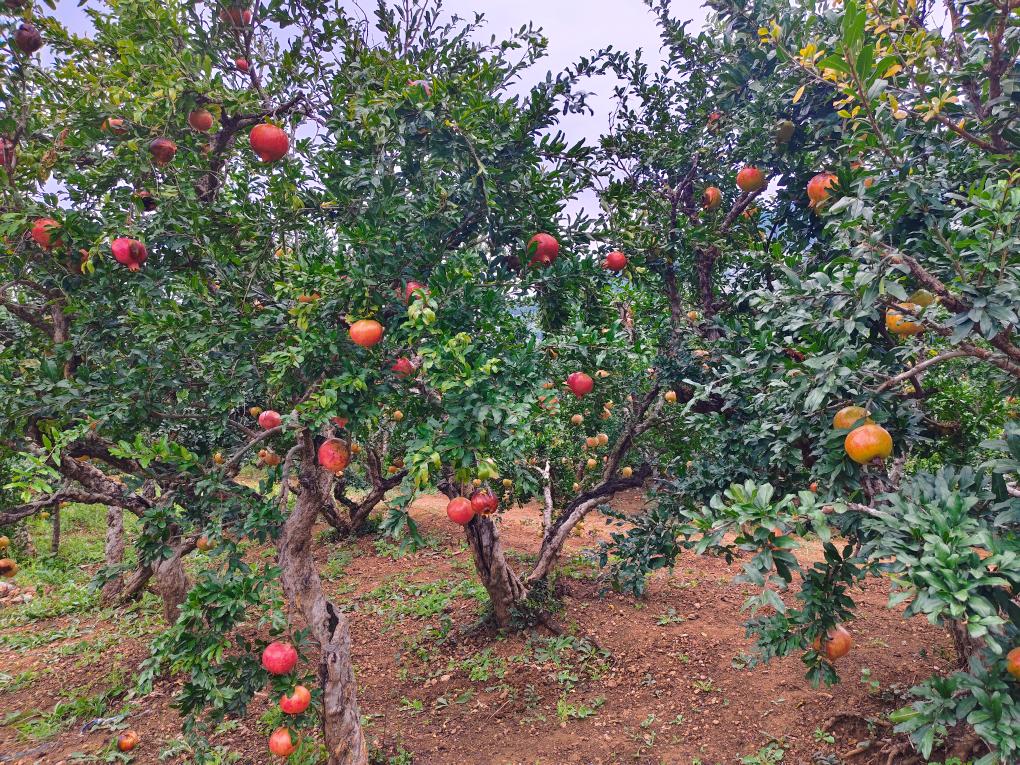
xmin=464 ymin=514 xmax=528 ymax=628
xmin=278 ymin=433 xmax=367 ymax=765
xmin=100 ymin=506 xmax=125 ymax=604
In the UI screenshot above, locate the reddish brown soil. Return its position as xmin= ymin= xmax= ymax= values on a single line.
xmin=0 ymin=492 xmax=953 ymax=764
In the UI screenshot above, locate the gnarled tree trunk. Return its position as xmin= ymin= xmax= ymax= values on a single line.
xmin=278 ymin=432 xmax=367 ymax=765
xmin=153 ymin=549 xmax=189 ymax=624
xmin=100 ymin=506 xmax=125 ymax=604
xmin=464 ymin=514 xmax=528 ymax=628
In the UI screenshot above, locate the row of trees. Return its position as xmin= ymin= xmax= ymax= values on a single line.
xmin=1 ymin=0 xmax=1017 ymax=763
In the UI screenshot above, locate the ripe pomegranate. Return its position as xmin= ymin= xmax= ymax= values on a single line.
xmin=527 ymin=233 xmax=559 ymax=267
xmin=391 ymin=357 xmax=414 ymax=377
xmin=330 ymin=416 xmax=348 ymax=429
xmin=403 ymin=280 xmax=427 ymax=303
xmin=101 ymin=117 xmax=127 ymax=135
xmin=188 ymin=108 xmax=214 ymax=132
xmin=235 ymin=57 xmax=250 ymax=72
xmin=813 ymin=624 xmax=852 ymax=662
xmin=664 ymin=390 xmax=677 ymax=403
xmin=844 ymin=423 xmax=893 ymax=464
xmin=262 ymin=640 xmax=298 ymax=675
xmin=219 ymin=6 xmax=253 ymax=26
xmin=280 ymin=685 xmax=312 ymax=715
xmin=604 ymin=251 xmax=627 ymax=272
xmin=117 ymin=730 xmax=140 ymax=752
xmin=0 ymin=535 xmax=9 ymax=549
xmin=250 ymin=123 xmax=289 ymax=162
xmin=702 ymin=186 xmax=722 ymax=210
xmin=196 ymin=536 xmax=215 ymax=552
xmin=1007 ymin=647 xmax=1020 ymax=680
xmin=470 ymin=490 xmax=498 ymax=516
xmin=258 ymin=410 xmax=283 ymax=430
xmin=13 ymin=23 xmax=42 ymax=54
xmin=736 ymin=166 xmax=766 ymax=192
xmin=268 ymin=727 xmax=296 ymax=757
xmin=0 ymin=559 xmax=17 ymax=578
xmin=349 ymin=319 xmax=383 ymax=347
xmin=110 ymin=238 xmax=148 ymax=271
xmin=31 ymin=218 xmax=59 ymax=250
xmin=566 ymin=371 xmax=594 ymax=398
xmin=886 ymin=303 xmax=924 ymax=336
xmin=317 ymin=439 xmax=349 ymax=473
xmin=407 ymin=79 xmax=432 ymax=96
xmin=832 ymin=406 xmax=872 ymax=430
xmin=148 ymin=137 xmax=177 ymax=166
xmin=774 ymin=119 xmax=796 ymax=145
xmin=807 ymin=172 xmax=838 ymax=206
xmin=134 ymin=189 xmax=157 ymax=211
xmin=446 ymin=497 xmax=474 ymax=525
xmin=570 ymin=414 xmax=584 ymax=426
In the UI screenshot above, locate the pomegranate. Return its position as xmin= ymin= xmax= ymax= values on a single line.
xmin=446 ymin=497 xmax=474 ymax=525
xmin=134 ymin=189 xmax=157 ymax=211
xmin=527 ymin=233 xmax=559 ymax=267
xmin=101 ymin=117 xmax=128 ymax=135
xmin=566 ymin=371 xmax=594 ymax=398
xmin=110 ymin=238 xmax=148 ymax=271
xmin=0 ymin=559 xmax=17 ymax=578
xmin=844 ymin=423 xmax=893 ymax=464
xmin=470 ymin=490 xmax=498 ymax=516
xmin=117 ymin=730 xmax=140 ymax=752
xmin=702 ymin=186 xmax=722 ymax=210
xmin=403 ymin=280 xmax=427 ymax=303
xmin=235 ymin=57 xmax=250 ymax=72
xmin=250 ymin=123 xmax=289 ymax=162
xmin=349 ymin=319 xmax=383 ymax=347
xmin=219 ymin=6 xmax=253 ymax=26
xmin=330 ymin=416 xmax=348 ymax=429
xmin=148 ymin=137 xmax=177 ymax=166
xmin=604 ymin=251 xmax=627 ymax=272
xmin=813 ymin=624 xmax=852 ymax=662
xmin=391 ymin=357 xmax=414 ymax=377
xmin=258 ymin=410 xmax=283 ymax=430
xmin=280 ymin=685 xmax=312 ymax=715
xmin=736 ymin=166 xmax=766 ymax=192
xmin=188 ymin=108 xmax=214 ymax=132
xmin=13 ymin=23 xmax=42 ymax=55
xmin=807 ymin=172 xmax=838 ymax=206
xmin=1007 ymin=647 xmax=1020 ymax=680
xmin=832 ymin=406 xmax=872 ymax=430
xmin=317 ymin=439 xmax=349 ymax=473
xmin=268 ymin=727 xmax=296 ymax=757
xmin=30 ymin=218 xmax=59 ymax=250
xmin=261 ymin=640 xmax=298 ymax=675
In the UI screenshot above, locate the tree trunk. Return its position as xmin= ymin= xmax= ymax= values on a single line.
xmin=153 ymin=551 xmax=189 ymax=624
xmin=50 ymin=504 xmax=60 ymax=555
xmin=278 ymin=433 xmax=367 ymax=765
xmin=101 ymin=506 xmax=125 ymax=604
xmin=463 ymin=514 xmax=528 ymax=628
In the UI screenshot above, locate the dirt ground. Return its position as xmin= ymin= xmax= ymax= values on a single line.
xmin=0 ymin=491 xmax=955 ymax=765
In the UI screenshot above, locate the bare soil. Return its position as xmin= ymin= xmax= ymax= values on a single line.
xmin=0 ymin=492 xmax=954 ymax=764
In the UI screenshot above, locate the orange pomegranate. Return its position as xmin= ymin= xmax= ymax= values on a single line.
xmin=702 ymin=186 xmax=722 ymax=210
xmin=844 ymin=423 xmax=893 ymax=464
xmin=736 ymin=166 xmax=766 ymax=192
xmin=886 ymin=303 xmax=924 ymax=336
xmin=1007 ymin=647 xmax=1020 ymax=680
xmin=349 ymin=319 xmax=383 ymax=347
xmin=813 ymin=625 xmax=852 ymax=662
xmin=832 ymin=406 xmax=872 ymax=430
xmin=807 ymin=172 xmax=837 ymax=206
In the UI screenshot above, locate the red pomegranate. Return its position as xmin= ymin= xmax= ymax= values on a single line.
xmin=13 ymin=23 xmax=43 ymax=55
xmin=604 ymin=251 xmax=627 ymax=272
xmin=566 ymin=371 xmax=594 ymax=398
xmin=279 ymin=685 xmax=311 ymax=715
xmin=134 ymin=189 xmax=157 ymax=211
xmin=219 ymin=6 xmax=253 ymax=26
xmin=188 ymin=109 xmax=214 ymax=132
xmin=807 ymin=172 xmax=838 ymax=206
xmin=349 ymin=319 xmax=383 ymax=348
xmin=702 ymin=186 xmax=722 ymax=210
xmin=736 ymin=166 xmax=766 ymax=193
xmin=527 ymin=233 xmax=559 ymax=267
xmin=317 ymin=439 xmax=349 ymax=473
xmin=258 ymin=410 xmax=283 ymax=430
xmin=261 ymin=640 xmax=298 ymax=675
xmin=110 ymin=238 xmax=148 ymax=271
xmin=446 ymin=497 xmax=474 ymax=525
xmin=330 ymin=416 xmax=348 ymax=429
xmin=391 ymin=357 xmax=414 ymax=377
xmin=235 ymin=57 xmax=250 ymax=72
xmin=250 ymin=123 xmax=289 ymax=163
xmin=470 ymin=490 xmax=498 ymax=516
xmin=101 ymin=117 xmax=128 ymax=135
xmin=149 ymin=137 xmax=177 ymax=166
xmin=31 ymin=218 xmax=59 ymax=250
xmin=403 ymin=280 xmax=428 ymax=303
xmin=268 ymin=727 xmax=296 ymax=757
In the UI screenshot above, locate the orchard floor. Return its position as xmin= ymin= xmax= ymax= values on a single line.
xmin=0 ymin=492 xmax=958 ymax=765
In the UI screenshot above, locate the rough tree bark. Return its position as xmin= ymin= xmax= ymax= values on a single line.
xmin=324 ymin=447 xmax=405 ymax=537
xmin=100 ymin=506 xmax=125 ymax=604
xmin=50 ymin=503 xmax=60 ymax=554
xmin=463 ymin=515 xmax=529 ymax=628
xmin=153 ymin=549 xmax=189 ymax=624
xmin=278 ymin=431 xmax=367 ymax=765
